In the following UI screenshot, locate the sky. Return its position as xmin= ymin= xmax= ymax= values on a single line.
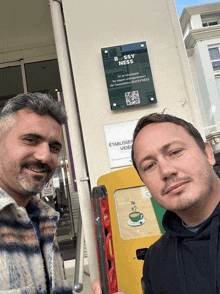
xmin=175 ymin=0 xmax=220 ymax=17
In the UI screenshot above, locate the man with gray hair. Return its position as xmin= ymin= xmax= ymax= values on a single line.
xmin=0 ymin=92 xmax=73 ymax=293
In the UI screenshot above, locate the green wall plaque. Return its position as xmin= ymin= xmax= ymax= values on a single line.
xmin=101 ymin=41 xmax=157 ymax=110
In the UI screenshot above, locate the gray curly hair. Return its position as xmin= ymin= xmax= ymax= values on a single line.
xmin=0 ymin=92 xmax=67 ymax=125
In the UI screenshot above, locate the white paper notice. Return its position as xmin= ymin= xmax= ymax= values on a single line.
xmin=104 ymin=120 xmax=138 ymax=168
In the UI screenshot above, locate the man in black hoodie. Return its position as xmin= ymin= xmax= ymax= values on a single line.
xmin=92 ymin=112 xmax=220 ymax=294
xmin=132 ymin=113 xmax=220 ymax=294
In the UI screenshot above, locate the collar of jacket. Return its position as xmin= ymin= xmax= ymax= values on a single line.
xmin=0 ymin=187 xmax=59 ymax=221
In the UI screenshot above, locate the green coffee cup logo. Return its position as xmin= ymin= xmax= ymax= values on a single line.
xmin=129 ymin=212 xmax=143 ymax=222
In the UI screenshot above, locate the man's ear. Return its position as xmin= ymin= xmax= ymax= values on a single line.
xmin=204 ymin=142 xmax=216 ymax=166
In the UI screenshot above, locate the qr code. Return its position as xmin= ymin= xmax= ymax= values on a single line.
xmin=125 ymin=91 xmax=140 ymax=105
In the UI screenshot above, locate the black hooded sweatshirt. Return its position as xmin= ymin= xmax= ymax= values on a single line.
xmin=142 ymin=202 xmax=220 ymax=294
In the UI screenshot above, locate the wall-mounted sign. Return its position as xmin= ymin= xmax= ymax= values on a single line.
xmin=101 ymin=41 xmax=157 ymax=110
xmin=104 ymin=120 xmax=138 ymax=168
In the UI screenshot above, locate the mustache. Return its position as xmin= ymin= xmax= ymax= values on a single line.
xmin=162 ymin=175 xmax=193 ymax=195
xmin=21 ymin=161 xmax=52 ymax=174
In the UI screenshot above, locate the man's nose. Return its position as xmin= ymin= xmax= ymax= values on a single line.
xmin=158 ymin=158 xmax=178 ymax=181
xmin=33 ymin=143 xmax=52 ymax=164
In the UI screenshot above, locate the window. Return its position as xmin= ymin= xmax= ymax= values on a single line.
xmin=203 ymin=21 xmax=218 ymax=27
xmin=25 ymin=59 xmax=62 ymax=97
xmin=208 ymin=46 xmax=220 ymax=76
xmin=201 ymin=12 xmax=220 ymax=28
xmin=0 ymin=65 xmax=24 ymax=107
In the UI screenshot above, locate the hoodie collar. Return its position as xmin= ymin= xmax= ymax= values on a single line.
xmin=162 ymin=201 xmax=220 ymax=238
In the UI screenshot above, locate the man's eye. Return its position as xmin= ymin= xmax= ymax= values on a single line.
xmin=51 ymin=145 xmax=60 ymax=153
xmin=25 ymin=138 xmax=37 ymax=144
xmin=170 ymin=149 xmax=182 ymax=156
xmin=144 ymin=163 xmax=155 ymax=172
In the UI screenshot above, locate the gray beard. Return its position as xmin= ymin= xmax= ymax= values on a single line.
xmin=18 ymin=174 xmax=47 ymax=196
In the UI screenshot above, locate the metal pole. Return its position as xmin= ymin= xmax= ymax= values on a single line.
xmin=49 ymin=0 xmax=99 ymax=282
xmin=74 ymin=210 xmax=85 ymax=293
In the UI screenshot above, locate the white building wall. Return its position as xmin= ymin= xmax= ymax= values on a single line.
xmin=183 ymin=24 xmax=190 ymax=40
xmin=187 ymin=55 xmax=206 ymax=124
xmin=190 ymin=38 xmax=220 ymax=135
xmin=191 ymin=15 xmax=203 ymax=29
xmin=61 ymin=0 xmax=203 ymax=187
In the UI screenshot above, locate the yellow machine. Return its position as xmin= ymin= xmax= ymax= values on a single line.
xmin=97 ymin=166 xmax=165 ymax=294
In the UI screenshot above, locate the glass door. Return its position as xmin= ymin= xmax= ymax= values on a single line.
xmin=0 ymin=59 xmax=78 ymax=261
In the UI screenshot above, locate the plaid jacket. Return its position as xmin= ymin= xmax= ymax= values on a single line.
xmin=0 ymin=188 xmax=73 ymax=293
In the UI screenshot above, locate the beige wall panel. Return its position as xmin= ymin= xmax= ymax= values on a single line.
xmin=62 ymin=0 xmax=203 ymax=187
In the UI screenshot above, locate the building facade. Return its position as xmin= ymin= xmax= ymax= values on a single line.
xmin=180 ymin=2 xmax=220 ymax=154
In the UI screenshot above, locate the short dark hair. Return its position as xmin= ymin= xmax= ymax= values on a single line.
xmin=131 ymin=112 xmax=205 ymax=172
xmin=0 ymin=92 xmax=67 ymax=125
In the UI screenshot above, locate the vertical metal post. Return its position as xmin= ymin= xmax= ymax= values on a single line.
xmin=74 ymin=210 xmax=85 ymax=292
